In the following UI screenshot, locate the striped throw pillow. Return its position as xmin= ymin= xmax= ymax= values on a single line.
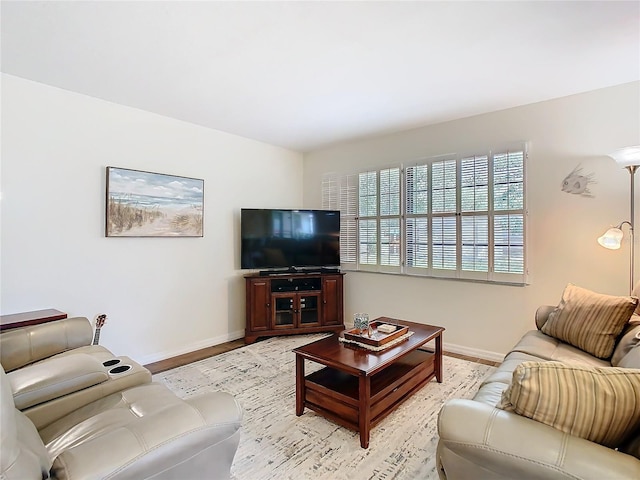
xmin=541 ymin=284 xmax=637 ymax=359
xmin=498 ymin=361 xmax=640 ymax=448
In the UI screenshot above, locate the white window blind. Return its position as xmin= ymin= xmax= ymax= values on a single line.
xmin=340 ymin=174 xmax=358 ymax=268
xmin=355 ymin=168 xmax=402 ymax=272
xmin=405 ymin=164 xmax=429 ymax=273
xmin=358 ymin=171 xmax=377 ymax=268
xmin=431 ymin=158 xmax=457 ymax=275
xmin=379 ymin=168 xmax=401 ymax=271
xmin=459 ymin=154 xmax=489 ymax=280
xmin=461 ymin=216 xmax=489 ymax=272
xmin=380 ymin=168 xmax=401 ymax=216
xmin=432 ymin=216 xmax=457 ymax=271
xmin=321 ymin=172 xmax=338 ymax=210
xmin=493 ymin=150 xmax=525 ymax=279
xmin=324 ymin=144 xmax=527 ymax=285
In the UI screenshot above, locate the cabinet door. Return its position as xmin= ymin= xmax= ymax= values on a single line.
xmin=247 ymin=279 xmax=271 ymax=332
xmin=273 ymin=293 xmax=295 ymax=328
xmin=321 ymin=275 xmax=343 ymax=325
xmin=299 ymin=292 xmax=321 ymax=326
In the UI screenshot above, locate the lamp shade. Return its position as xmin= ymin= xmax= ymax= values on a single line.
xmin=597 ymin=227 xmax=624 ymax=249
xmin=608 ymin=145 xmax=640 ymax=167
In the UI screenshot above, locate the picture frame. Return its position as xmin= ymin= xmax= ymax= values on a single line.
xmin=106 ymin=166 xmax=204 ymax=237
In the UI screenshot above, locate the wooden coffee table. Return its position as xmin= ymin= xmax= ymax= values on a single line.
xmin=293 ymin=318 xmax=444 ymax=448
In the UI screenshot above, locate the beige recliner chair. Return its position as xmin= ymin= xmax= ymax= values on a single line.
xmin=1 ymin=364 xmax=243 ymax=479
xmin=1 ymin=317 xmax=152 ymax=429
xmin=1 ymin=317 xmax=243 ymax=479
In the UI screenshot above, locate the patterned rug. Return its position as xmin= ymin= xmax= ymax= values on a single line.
xmin=154 ymin=334 xmax=496 ymax=480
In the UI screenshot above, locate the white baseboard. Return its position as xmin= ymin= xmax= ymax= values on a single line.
xmin=443 ymin=342 xmax=505 ymax=363
xmin=138 ymin=329 xmax=245 ymax=366
xmin=138 ymin=332 xmax=504 ymax=367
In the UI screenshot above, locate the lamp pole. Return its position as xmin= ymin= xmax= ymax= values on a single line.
xmin=601 ymin=146 xmax=640 ymax=294
xmin=627 ymin=165 xmax=637 ymax=294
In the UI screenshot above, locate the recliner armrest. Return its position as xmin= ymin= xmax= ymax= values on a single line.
xmin=8 ymin=354 xmax=108 ymax=410
xmin=437 ymin=399 xmax=640 ymax=480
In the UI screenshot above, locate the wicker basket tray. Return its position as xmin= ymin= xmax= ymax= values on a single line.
xmin=343 ymin=320 xmax=409 ymax=347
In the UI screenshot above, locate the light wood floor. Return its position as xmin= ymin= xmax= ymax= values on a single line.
xmin=144 ymin=337 xmax=500 ymax=374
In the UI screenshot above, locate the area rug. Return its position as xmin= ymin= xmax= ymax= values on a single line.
xmin=154 ymin=334 xmax=496 ymax=480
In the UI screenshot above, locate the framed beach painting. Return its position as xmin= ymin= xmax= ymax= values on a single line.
xmin=106 ymin=167 xmax=204 ymax=237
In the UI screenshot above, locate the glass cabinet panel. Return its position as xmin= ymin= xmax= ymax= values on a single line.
xmin=299 ymin=294 xmax=320 ymax=325
xmin=274 ymin=296 xmax=294 ymax=327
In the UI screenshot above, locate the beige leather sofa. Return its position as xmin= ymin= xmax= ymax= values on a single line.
xmin=1 ymin=317 xmax=243 ymax=479
xmin=437 ymin=306 xmax=640 ymax=480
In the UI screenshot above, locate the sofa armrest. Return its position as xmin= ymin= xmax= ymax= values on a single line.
xmin=534 ymin=305 xmax=556 ymax=330
xmin=8 ymin=354 xmax=108 ymax=410
xmin=437 ymin=399 xmax=640 ymax=480
xmin=0 ymin=317 xmax=94 ymax=372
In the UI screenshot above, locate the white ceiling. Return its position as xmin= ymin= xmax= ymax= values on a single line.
xmin=2 ymin=1 xmax=639 ymax=152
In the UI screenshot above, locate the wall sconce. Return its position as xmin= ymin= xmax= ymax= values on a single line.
xmin=598 ymin=146 xmax=640 ymax=293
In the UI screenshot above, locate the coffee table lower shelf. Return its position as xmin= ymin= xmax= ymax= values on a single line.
xmin=299 ymin=349 xmax=435 ymax=447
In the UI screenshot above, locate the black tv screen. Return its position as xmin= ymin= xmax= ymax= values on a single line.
xmin=241 ymin=209 xmax=340 ymax=270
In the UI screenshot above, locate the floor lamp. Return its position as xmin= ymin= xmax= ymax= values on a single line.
xmin=598 ymin=145 xmax=640 ymax=294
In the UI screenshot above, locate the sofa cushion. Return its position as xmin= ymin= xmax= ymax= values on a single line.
xmin=498 ymin=361 xmax=640 ymax=448
xmin=534 ymin=305 xmax=555 ymax=330
xmin=612 ymin=318 xmax=640 ymax=366
xmin=8 ymin=354 xmax=109 ymax=410
xmin=619 ymin=346 xmax=640 ymax=369
xmin=620 ymin=431 xmax=640 ymax=460
xmin=480 ymin=350 xmax=545 ymax=386
xmin=473 ymin=381 xmax=508 ymax=407
xmin=511 ymin=330 xmax=611 ymax=367
xmin=46 ymin=344 xmax=114 ymax=364
xmin=540 ymin=283 xmax=637 ymax=359
xmin=0 ymin=317 xmax=95 ymax=372
xmin=632 ymin=282 xmax=640 ymax=314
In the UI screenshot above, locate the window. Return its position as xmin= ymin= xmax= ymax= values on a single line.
xmin=493 ymin=150 xmax=525 ymax=278
xmin=323 ymin=145 xmax=527 ymax=284
xmin=405 ymin=164 xmax=428 ymax=270
xmin=359 ymin=170 xmax=378 ymax=266
xmin=353 ymin=168 xmax=402 ymax=272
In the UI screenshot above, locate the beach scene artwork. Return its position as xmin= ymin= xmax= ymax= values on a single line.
xmin=106 ymin=167 xmax=204 ymax=237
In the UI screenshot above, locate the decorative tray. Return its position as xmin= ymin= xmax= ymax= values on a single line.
xmin=343 ymin=320 xmax=409 ymax=347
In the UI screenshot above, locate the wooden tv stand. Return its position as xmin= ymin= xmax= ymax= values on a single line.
xmin=244 ymin=272 xmax=345 ymax=344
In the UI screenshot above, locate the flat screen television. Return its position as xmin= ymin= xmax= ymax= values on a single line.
xmin=241 ymin=208 xmax=340 ymax=271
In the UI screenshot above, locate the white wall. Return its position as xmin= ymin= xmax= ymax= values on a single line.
xmin=303 ymin=82 xmax=640 ymax=360
xmin=3 ymin=76 xmax=639 ymax=363
xmin=1 ymin=74 xmax=304 ymax=364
